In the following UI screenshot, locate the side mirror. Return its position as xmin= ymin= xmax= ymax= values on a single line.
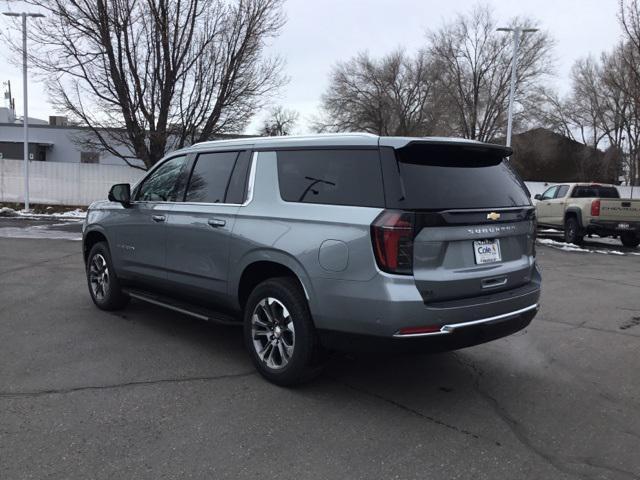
xmin=108 ymin=183 xmax=131 ymax=205
xmin=533 ymin=194 xmax=542 ymax=200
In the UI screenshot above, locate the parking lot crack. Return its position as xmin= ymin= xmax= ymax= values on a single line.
xmin=331 ymin=378 xmax=493 ymax=443
xmin=537 ymin=317 xmax=640 ymax=338
xmin=0 ymin=252 xmax=79 ymax=276
xmin=453 ymin=354 xmax=639 ymax=480
xmin=0 ymin=371 xmax=256 ymax=398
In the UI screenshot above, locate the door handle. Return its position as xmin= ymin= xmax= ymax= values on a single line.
xmin=152 ymin=215 xmax=166 ymax=223
xmin=208 ymin=218 xmax=226 ymax=228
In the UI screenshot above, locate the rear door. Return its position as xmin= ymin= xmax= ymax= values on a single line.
xmin=380 ymin=143 xmax=536 ymax=304
xmin=164 ymin=150 xmax=252 ymax=307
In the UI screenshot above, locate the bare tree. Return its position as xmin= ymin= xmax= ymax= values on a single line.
xmin=536 ymin=5 xmax=640 ymax=186
xmin=615 ymin=0 xmax=640 ymax=184
xmin=5 ymin=0 xmax=285 ymax=169
xmin=259 ymin=105 xmax=299 ymax=136
xmin=314 ymin=50 xmax=444 ymax=136
xmin=427 ymin=4 xmax=554 ymax=142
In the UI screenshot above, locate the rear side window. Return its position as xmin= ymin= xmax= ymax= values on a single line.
xmin=555 ymin=185 xmax=569 ymax=198
xmin=185 ymin=151 xmax=239 ymax=203
xmin=384 ymin=144 xmax=530 ymax=210
xmin=276 ymin=150 xmax=384 ymax=207
xmin=571 ymin=185 xmax=619 ymax=198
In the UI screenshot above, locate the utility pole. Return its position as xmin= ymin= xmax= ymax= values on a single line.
xmin=2 ymin=11 xmax=45 ymax=211
xmin=497 ymin=26 xmax=538 ymax=148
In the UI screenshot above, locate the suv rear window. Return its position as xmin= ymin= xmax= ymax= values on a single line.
xmin=571 ymin=185 xmax=619 ymax=198
xmin=276 ymin=149 xmax=384 ymax=207
xmin=385 ymin=144 xmax=530 ymax=210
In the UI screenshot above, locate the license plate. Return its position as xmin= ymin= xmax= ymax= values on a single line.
xmin=474 ymin=239 xmax=502 ymax=264
xmin=618 ymin=223 xmax=630 ymax=230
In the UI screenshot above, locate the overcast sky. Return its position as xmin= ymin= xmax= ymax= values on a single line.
xmin=0 ymin=0 xmax=622 ymax=134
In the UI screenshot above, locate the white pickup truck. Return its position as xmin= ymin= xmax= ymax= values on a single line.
xmin=534 ymin=183 xmax=640 ymax=248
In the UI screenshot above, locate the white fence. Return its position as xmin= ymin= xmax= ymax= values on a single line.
xmin=1 ymin=159 xmax=638 ymax=207
xmin=0 ymin=159 xmax=145 ymax=206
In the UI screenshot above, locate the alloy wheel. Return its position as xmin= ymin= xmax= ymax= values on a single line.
xmin=89 ymin=253 xmax=110 ymax=301
xmin=251 ymin=297 xmax=296 ymax=370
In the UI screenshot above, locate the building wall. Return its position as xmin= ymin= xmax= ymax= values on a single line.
xmin=0 ymin=158 xmax=144 ymax=206
xmin=0 ymin=123 xmax=142 ymax=167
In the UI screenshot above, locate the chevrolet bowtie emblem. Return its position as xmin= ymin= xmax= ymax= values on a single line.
xmin=487 ymin=212 xmax=501 ymax=221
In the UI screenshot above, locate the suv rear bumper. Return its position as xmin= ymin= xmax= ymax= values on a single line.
xmin=310 ymin=263 xmax=541 ymax=347
xmin=318 ymin=304 xmax=537 ymax=352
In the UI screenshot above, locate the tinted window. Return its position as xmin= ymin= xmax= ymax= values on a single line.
xmin=389 ymin=144 xmax=530 ymax=210
xmin=225 ymin=151 xmax=252 ymax=204
xmin=555 ymin=185 xmax=569 ymax=198
xmin=571 ymin=185 xmax=619 ymax=198
xmin=541 ymin=186 xmax=558 ymax=200
xmin=137 ymin=155 xmax=188 ymax=202
xmin=277 ymin=150 xmax=384 ymax=207
xmin=185 ymin=151 xmax=239 ymax=203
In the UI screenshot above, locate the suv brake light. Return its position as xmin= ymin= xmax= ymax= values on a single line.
xmin=371 ymin=210 xmax=415 ymax=275
xmin=591 ymin=199 xmax=601 ymax=216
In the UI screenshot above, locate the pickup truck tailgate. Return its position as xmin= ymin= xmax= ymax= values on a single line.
xmin=599 ymin=199 xmax=640 ymax=221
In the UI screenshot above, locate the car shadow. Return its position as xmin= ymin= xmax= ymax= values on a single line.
xmin=116 ymin=298 xmax=493 ymax=400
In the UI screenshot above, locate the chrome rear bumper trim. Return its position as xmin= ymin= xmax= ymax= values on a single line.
xmin=392 ymin=303 xmax=539 ymax=338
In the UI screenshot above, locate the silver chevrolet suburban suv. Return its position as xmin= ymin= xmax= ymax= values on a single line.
xmin=83 ymin=134 xmax=541 ymax=385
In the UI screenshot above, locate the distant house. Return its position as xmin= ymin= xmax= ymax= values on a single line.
xmin=508 ymin=128 xmax=619 ymax=184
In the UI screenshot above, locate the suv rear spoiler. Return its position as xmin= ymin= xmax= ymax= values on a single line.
xmin=379 ymin=137 xmax=513 ymax=157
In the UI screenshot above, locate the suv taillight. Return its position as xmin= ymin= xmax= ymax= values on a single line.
xmin=371 ymin=210 xmax=415 ymax=275
xmin=591 ymin=199 xmax=601 ymax=216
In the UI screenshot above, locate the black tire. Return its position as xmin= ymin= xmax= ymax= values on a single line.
xmin=564 ymin=217 xmax=584 ymax=245
xmin=620 ymin=232 xmax=640 ymax=248
xmin=86 ymin=241 xmax=129 ymax=310
xmin=243 ymin=277 xmax=322 ymax=386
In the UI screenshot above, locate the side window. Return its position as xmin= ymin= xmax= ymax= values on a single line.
xmin=184 ymin=151 xmax=239 ymax=203
xmin=541 ymin=186 xmax=558 ymax=200
xmin=136 ymin=155 xmax=188 ymax=202
xmin=555 ymin=185 xmax=569 ymax=198
xmin=225 ymin=151 xmax=253 ymax=204
xmin=276 ymin=149 xmax=384 ymax=207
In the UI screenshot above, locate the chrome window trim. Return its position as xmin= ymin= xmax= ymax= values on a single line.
xmin=392 ymin=303 xmax=539 ymax=338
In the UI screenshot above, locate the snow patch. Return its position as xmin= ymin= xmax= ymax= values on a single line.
xmin=537 ymin=238 xmax=590 ymax=253
xmin=537 ymin=238 xmax=636 ymax=256
xmin=0 ymin=227 xmax=81 ymax=241
xmin=0 ymin=207 xmax=19 ymax=217
xmin=13 ymin=208 xmax=87 ymax=220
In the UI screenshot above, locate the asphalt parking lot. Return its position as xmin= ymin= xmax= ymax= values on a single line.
xmin=1 ymin=218 xmax=639 ymax=479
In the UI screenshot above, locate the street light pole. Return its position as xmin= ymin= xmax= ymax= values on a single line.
xmin=2 ymin=11 xmax=45 ymax=211
xmin=497 ymin=26 xmax=539 ymax=148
